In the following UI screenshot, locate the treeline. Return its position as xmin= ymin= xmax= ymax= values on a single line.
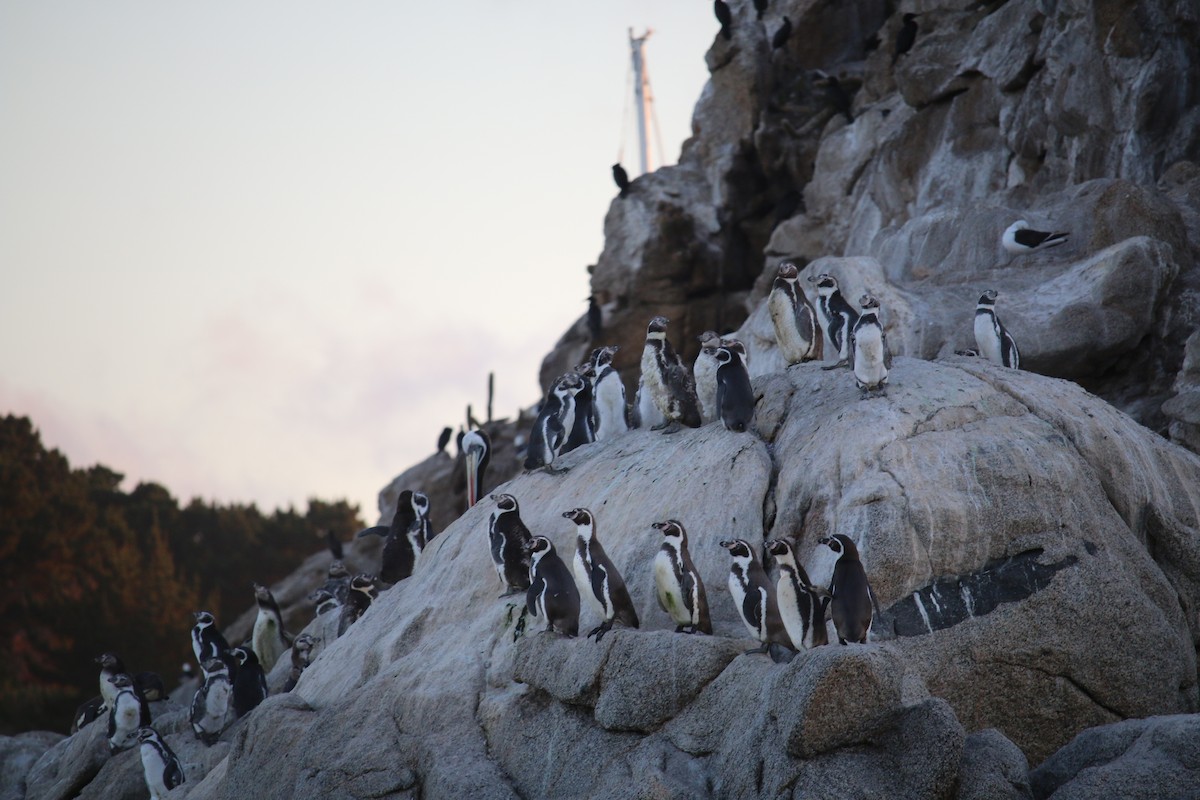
xmin=0 ymin=414 xmax=363 ymax=734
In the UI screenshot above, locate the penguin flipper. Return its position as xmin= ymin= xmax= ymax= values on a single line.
xmin=882 ymin=329 xmax=893 ymax=370
xmin=355 ymin=525 xmax=389 ymax=539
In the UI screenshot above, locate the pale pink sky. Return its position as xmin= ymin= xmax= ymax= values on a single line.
xmin=0 ymin=2 xmax=714 ymax=520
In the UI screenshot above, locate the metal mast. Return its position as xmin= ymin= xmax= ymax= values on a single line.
xmin=628 ymin=28 xmax=654 ymax=176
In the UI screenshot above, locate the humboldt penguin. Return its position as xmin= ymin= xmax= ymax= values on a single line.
xmin=134 ymin=672 xmax=166 ymax=702
xmin=309 ymin=588 xmax=340 ymax=616
xmin=564 ymin=508 xmax=639 ymax=641
xmin=252 ymin=582 xmax=292 ymax=672
xmin=487 ymin=494 xmax=533 ymax=597
xmin=810 ymin=273 xmax=859 ymax=368
xmin=591 ymin=345 xmax=629 ymax=441
xmin=189 ymin=658 xmax=232 ymax=745
xmin=974 ymin=289 xmax=1020 ymax=369
xmin=190 ymin=612 xmax=233 ymax=676
xmin=693 ymin=331 xmax=722 ymax=424
xmin=355 ymin=490 xmax=425 ymax=583
xmin=460 ymin=428 xmax=491 ymax=508
xmin=640 ymin=316 xmax=702 ymax=432
xmin=1002 ymin=220 xmax=1068 ymax=255
xmin=283 ymin=633 xmax=319 ymax=692
xmin=96 ymin=651 xmax=128 ymax=710
xmin=711 ymin=345 xmax=756 ymax=433
xmin=765 ymin=539 xmax=829 ymax=649
xmin=819 ymin=534 xmax=875 ymax=644
xmin=71 ymin=696 xmax=105 ymax=733
xmin=107 ymin=673 xmax=151 ymax=752
xmin=230 ymin=646 xmax=268 ymax=718
xmin=652 ymin=519 xmax=711 ymax=634
xmin=338 ymin=574 xmax=378 ymax=637
xmin=137 ymin=726 xmax=185 ymax=800
xmin=562 ymin=360 xmax=597 ymax=454
xmin=850 ymin=294 xmax=891 ymax=398
xmin=322 ymin=560 xmax=352 ymax=604
xmin=524 ymin=371 xmax=585 ymax=472
xmin=719 ymin=539 xmax=794 ymax=656
xmin=525 ymin=536 xmax=580 ymax=637
xmin=769 ymin=261 xmax=823 ymax=365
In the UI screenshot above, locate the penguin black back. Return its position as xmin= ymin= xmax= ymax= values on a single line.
xmin=653 ymin=519 xmax=711 ymax=635
xmin=525 ymin=536 xmax=580 ymax=637
xmin=564 ymin=507 xmax=639 ymax=641
xmin=712 ymin=345 xmax=755 ymax=433
xmin=488 ymin=493 xmax=533 ymax=596
xmin=819 ymin=534 xmax=874 ymax=644
xmin=230 ymin=646 xmax=268 ymax=718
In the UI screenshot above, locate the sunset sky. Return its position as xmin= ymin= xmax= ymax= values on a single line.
xmin=0 ymin=2 xmax=716 ymax=520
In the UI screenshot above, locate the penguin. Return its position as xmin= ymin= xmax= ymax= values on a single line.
xmin=772 ymin=15 xmax=792 ymax=49
xmin=137 ymin=726 xmax=185 ymax=800
xmin=191 ymin=611 xmax=233 ymax=675
xmin=1002 ymin=220 xmax=1068 ymax=255
xmin=230 ymin=646 xmax=268 ymax=718
xmin=562 ymin=360 xmax=597 ymax=454
xmin=524 ymin=371 xmax=585 ymax=472
xmin=591 ymin=345 xmax=630 ymax=441
xmin=323 ymin=560 xmax=352 ymax=604
xmin=711 ymin=345 xmax=756 ymax=433
xmin=819 ymin=534 xmax=875 ymax=644
xmin=564 ymin=508 xmax=639 ymax=641
xmin=612 ymin=163 xmax=631 ymax=197
xmin=95 ymin=651 xmax=128 ymax=710
xmin=338 ymin=573 xmax=378 ymax=637
xmin=693 ymin=331 xmax=722 ymax=424
xmin=524 ymin=536 xmax=580 ymax=637
xmin=355 ymin=490 xmax=425 ymax=583
xmin=633 ymin=374 xmax=666 ymax=430
xmin=487 ymin=494 xmax=534 ymax=597
xmin=190 ymin=657 xmax=232 ymax=745
xmin=641 ymin=316 xmax=702 ymax=432
xmin=893 ymin=13 xmax=918 ymax=65
xmin=714 ymin=0 xmax=733 ymax=40
xmin=769 ymin=262 xmax=823 ymax=365
xmin=134 ymin=672 xmax=166 ymax=702
xmin=252 ymin=582 xmax=292 ymax=672
xmin=460 ymin=428 xmax=491 ymax=508
xmin=283 ymin=633 xmax=319 ymax=692
xmin=71 ymin=695 xmax=105 ymax=733
xmin=412 ymin=490 xmax=434 ymax=546
xmin=719 ymin=539 xmax=794 ymax=656
xmin=765 ymin=539 xmax=829 ymax=649
xmin=652 ymin=519 xmax=711 ymax=635
xmin=309 ymin=587 xmax=341 ymax=616
xmin=810 ymin=273 xmax=860 ymax=368
xmin=974 ymin=290 xmax=1020 ymax=369
xmin=106 ymin=673 xmax=151 ymax=752
xmin=850 ymin=294 xmax=892 ymax=399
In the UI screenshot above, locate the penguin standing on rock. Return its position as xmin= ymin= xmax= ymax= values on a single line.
xmin=338 ymin=574 xmax=378 ymax=637
xmin=323 ymin=560 xmax=352 ymax=604
xmin=355 ymin=490 xmax=426 ymax=583
xmin=96 ymin=652 xmax=127 ymax=711
xmin=283 ymin=633 xmax=319 ymax=692
xmin=310 ymin=588 xmax=340 ymax=617
xmin=562 ymin=361 xmax=597 ymax=454
xmin=137 ymin=726 xmax=184 ymax=800
xmin=72 ymin=696 xmax=105 ymax=733
xmin=810 ymin=274 xmax=860 ymax=368
xmin=252 ymin=583 xmax=292 ymax=672
xmin=819 ymin=534 xmax=875 ymax=644
xmin=460 ymin=429 xmax=491 ymax=508
xmin=107 ymin=673 xmax=151 ymax=752
xmin=720 ymin=539 xmax=793 ymax=658
xmin=693 ymin=331 xmax=722 ymax=424
xmin=850 ymin=294 xmax=891 ymax=398
xmin=769 ymin=262 xmax=823 ymax=365
xmin=230 ymin=646 xmax=268 ymax=718
xmin=564 ymin=508 xmax=639 ymax=641
xmin=591 ymin=346 xmax=629 ymax=441
xmin=525 ymin=536 xmax=580 ymax=637
xmin=641 ymin=316 xmax=702 ymax=432
xmin=190 ymin=658 xmax=232 ymax=745
xmin=653 ymin=520 xmax=711 ymax=634
xmin=974 ymin=289 xmax=1020 ymax=369
xmin=524 ymin=371 xmax=585 ymax=472
xmin=766 ymin=539 xmax=829 ymax=649
xmin=191 ymin=612 xmax=233 ymax=676
xmin=711 ymin=344 xmax=756 ymax=433
xmin=487 ymin=494 xmax=534 ymax=597
xmin=1002 ymin=220 xmax=1068 ymax=255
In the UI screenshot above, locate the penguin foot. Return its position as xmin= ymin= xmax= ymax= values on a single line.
xmin=542 ymin=465 xmax=571 ymax=476
xmin=588 ymin=621 xmax=614 ymax=641
xmin=822 ymin=361 xmax=848 ymax=371
xmin=742 ymin=644 xmax=771 ymax=656
xmin=675 ymin=625 xmax=687 ymax=633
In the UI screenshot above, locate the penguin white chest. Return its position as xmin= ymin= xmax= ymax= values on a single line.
xmin=853 ymin=325 xmax=887 ymax=385
xmin=573 ymin=546 xmax=607 ymax=618
xmin=974 ymin=313 xmax=1003 ymax=364
xmin=768 ymin=290 xmax=806 ymax=361
xmin=593 ymin=373 xmax=628 ymax=439
xmin=693 ymin=353 xmax=719 ymax=423
xmin=727 ymin=571 xmax=758 ymax=639
xmin=775 ymin=575 xmax=805 ymax=646
xmin=654 ymin=550 xmax=685 ymax=622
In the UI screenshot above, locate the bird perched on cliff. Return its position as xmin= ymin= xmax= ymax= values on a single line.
xmin=812 ymin=70 xmax=854 ymax=124
xmin=72 ymin=696 xmax=105 ymax=733
xmin=562 ymin=360 xmax=597 ymax=454
xmin=810 ymin=273 xmax=860 ymax=368
xmin=766 ymin=539 xmax=829 ymax=649
xmin=107 ymin=673 xmax=151 ymax=752
xmin=525 ymin=535 xmax=580 ymax=637
xmin=137 ymin=726 xmax=185 ymax=800
xmin=772 ymin=15 xmax=792 ymax=49
xmin=524 ymin=371 xmax=585 ymax=472
xmin=283 ymin=633 xmax=320 ymax=692
xmin=191 ymin=612 xmax=233 ymax=677
xmin=355 ymin=490 xmax=427 ymax=583
xmin=714 ymin=0 xmax=733 ymax=40
xmin=974 ymin=289 xmax=1020 ymax=369
xmin=653 ymin=519 xmax=711 ymax=635
xmin=850 ymin=294 xmax=891 ymax=398
xmin=893 ymin=13 xmax=918 ymax=65
xmin=436 ymin=426 xmax=453 ymax=454
xmin=591 ymin=345 xmax=629 ymax=441
xmin=487 ymin=494 xmax=534 ymax=597
xmin=1002 ymin=220 xmax=1069 ymax=255
xmin=190 ymin=658 xmax=232 ymax=745
xmin=460 ymin=428 xmax=491 ymax=508
xmin=96 ymin=651 xmax=128 ymax=711
xmin=720 ymin=539 xmax=793 ymax=658
xmin=711 ymin=345 xmax=756 ymax=433
xmin=641 ymin=316 xmax=703 ymax=432
xmin=135 ymin=672 xmax=166 ymax=702
xmin=230 ymin=646 xmax=268 ymax=718
xmin=819 ymin=534 xmax=875 ymax=644
xmin=612 ymin=163 xmax=631 ymax=197
xmin=338 ymin=573 xmax=378 ymax=637
xmin=769 ymin=261 xmax=823 ymax=365
xmin=252 ymin=582 xmax=292 ymax=672
xmin=564 ymin=508 xmax=639 ymax=642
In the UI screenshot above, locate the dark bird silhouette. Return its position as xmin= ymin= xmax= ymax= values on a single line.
xmin=714 ymin=0 xmax=733 ymax=40
xmin=611 ymin=163 xmax=630 ymax=197
xmin=813 ymin=71 xmax=854 ymax=123
xmin=893 ymin=13 xmax=918 ymax=65
xmin=753 ymin=0 xmax=768 ymax=20
xmin=772 ymin=16 xmax=792 ymax=49
xmin=436 ymin=426 xmax=453 ymax=454
xmin=323 ymin=529 xmax=343 ymax=560
xmin=587 ymin=295 xmax=603 ymax=339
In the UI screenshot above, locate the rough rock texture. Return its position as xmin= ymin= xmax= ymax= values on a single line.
xmin=0 ymin=732 xmax=63 ymax=800
xmin=956 ymin=728 xmax=1033 ymax=800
